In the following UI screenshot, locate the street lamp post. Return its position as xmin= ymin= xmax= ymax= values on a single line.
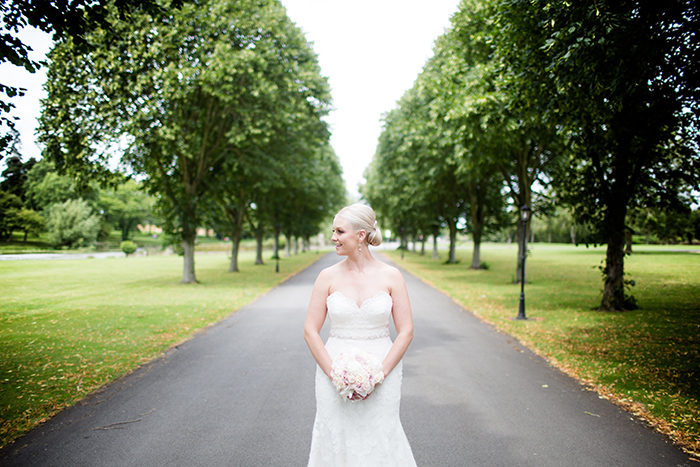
xmin=516 ymin=205 xmax=531 ymax=320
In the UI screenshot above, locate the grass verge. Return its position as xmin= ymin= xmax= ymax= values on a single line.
xmin=0 ymin=231 xmax=299 ymax=255
xmin=0 ymin=250 xmax=323 ymax=448
xmin=384 ymin=243 xmax=700 ymax=457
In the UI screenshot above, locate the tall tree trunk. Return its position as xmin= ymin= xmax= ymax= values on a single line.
xmin=180 ymin=196 xmax=198 ymax=283
xmin=470 ymin=222 xmax=484 ymax=269
xmin=471 ymin=242 xmax=482 ymax=269
xmin=503 ymin=143 xmax=534 ymax=283
xmin=181 ymin=237 xmax=197 ymax=283
xmin=273 ymin=227 xmax=281 ymax=259
xmin=432 ymin=233 xmax=439 ymax=259
xmin=601 ymin=229 xmax=627 ymax=310
xmin=420 ymin=235 xmax=425 ymax=256
xmin=600 ymin=197 xmax=635 ymax=310
xmin=254 ymin=225 xmax=265 ymax=265
xmin=285 ymin=234 xmax=291 ymax=257
xmin=624 ymin=228 xmax=633 ymax=254
xmin=597 ymin=135 xmax=639 ymax=310
xmin=446 ymin=218 xmax=458 ymax=264
xmin=399 ymin=229 xmax=407 ymax=259
xmin=229 ymin=233 xmax=242 ymax=272
xmin=228 ymin=204 xmax=246 ymax=272
xmin=469 ymin=186 xmax=485 ymax=270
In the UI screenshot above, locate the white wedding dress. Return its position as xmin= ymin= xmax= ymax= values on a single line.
xmin=308 ymin=291 xmax=417 ymax=467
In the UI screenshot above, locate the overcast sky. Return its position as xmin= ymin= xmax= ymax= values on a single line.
xmin=2 ymin=0 xmax=461 ymax=197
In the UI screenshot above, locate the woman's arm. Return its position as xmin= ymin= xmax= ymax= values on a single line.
xmin=382 ymin=267 xmax=414 ymax=376
xmin=304 ymin=270 xmax=333 ymax=379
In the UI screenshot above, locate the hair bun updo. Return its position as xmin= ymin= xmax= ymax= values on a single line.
xmin=335 ymin=203 xmax=383 ymax=247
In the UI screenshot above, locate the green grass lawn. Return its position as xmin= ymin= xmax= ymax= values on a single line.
xmin=0 ymin=249 xmax=324 ymax=447
xmin=384 ymin=243 xmax=700 ymax=456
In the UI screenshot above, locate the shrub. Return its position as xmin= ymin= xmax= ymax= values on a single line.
xmin=120 ymin=240 xmax=138 ymax=256
xmin=45 ymin=199 xmax=100 ymax=249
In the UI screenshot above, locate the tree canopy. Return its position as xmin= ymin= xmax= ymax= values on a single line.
xmin=0 ymin=0 xmax=186 ymax=158
xmin=363 ymin=0 xmax=699 ymax=310
xmin=495 ymin=0 xmax=700 ymax=309
xmin=38 ymin=0 xmax=341 ymax=282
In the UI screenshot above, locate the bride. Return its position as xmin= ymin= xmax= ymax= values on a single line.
xmin=304 ymin=203 xmax=417 ymax=466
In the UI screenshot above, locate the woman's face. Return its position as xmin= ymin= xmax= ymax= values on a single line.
xmin=331 ymin=216 xmax=361 ymax=255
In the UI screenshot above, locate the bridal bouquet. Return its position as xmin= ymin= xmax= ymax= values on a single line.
xmin=330 ymin=349 xmax=384 ymax=401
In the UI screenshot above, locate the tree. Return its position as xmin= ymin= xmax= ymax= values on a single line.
xmin=691 ymin=209 xmax=700 ymax=244
xmin=364 ymin=74 xmax=467 ymax=264
xmin=531 ymin=205 xmax=585 ymax=244
xmin=205 ymin=185 xmax=249 ymax=273
xmin=98 ymin=180 xmax=153 ymax=241
xmin=363 ymin=94 xmax=440 ymax=260
xmin=0 ymin=190 xmax=22 ymax=241
xmin=628 ymin=205 xmax=697 ymax=245
xmin=365 ymin=0 xmax=519 ymax=270
xmin=39 ymin=0 xmax=331 ymax=283
xmin=0 ymin=137 xmax=39 ymax=242
xmin=14 ymin=207 xmax=44 ymax=242
xmin=441 ymin=0 xmax=565 ymax=278
xmin=45 ymin=198 xmax=100 ymax=248
xmin=276 ymin=143 xmax=345 ymax=258
xmin=203 ymin=37 xmax=336 ymax=272
xmin=427 ymin=4 xmax=512 ymax=269
xmin=413 ymin=48 xmax=470 ymax=266
xmin=1 ymin=154 xmax=37 ymax=201
xmin=24 ymin=159 xmax=79 ymax=212
xmin=496 ymin=0 xmax=700 ymax=310
xmin=297 ymin=144 xmax=346 ymax=247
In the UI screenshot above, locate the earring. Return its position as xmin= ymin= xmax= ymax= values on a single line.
xmin=358 ymin=243 xmax=362 ymax=252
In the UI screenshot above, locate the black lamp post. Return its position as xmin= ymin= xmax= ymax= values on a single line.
xmin=516 ymin=204 xmax=531 ymax=320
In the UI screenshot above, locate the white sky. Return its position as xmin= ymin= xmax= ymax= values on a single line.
xmin=1 ymin=0 xmax=460 ymax=197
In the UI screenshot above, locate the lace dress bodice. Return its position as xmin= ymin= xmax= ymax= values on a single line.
xmin=308 ymin=291 xmax=417 ymax=467
xmin=327 ymin=291 xmax=392 ymax=340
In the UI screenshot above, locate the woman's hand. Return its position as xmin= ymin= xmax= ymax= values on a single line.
xmin=349 ymin=391 xmax=369 ymax=401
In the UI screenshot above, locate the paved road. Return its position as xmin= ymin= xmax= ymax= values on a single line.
xmin=0 ymin=253 xmax=693 ymax=466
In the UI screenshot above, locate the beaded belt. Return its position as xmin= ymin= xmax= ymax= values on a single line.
xmin=329 ymin=329 xmax=390 ymax=340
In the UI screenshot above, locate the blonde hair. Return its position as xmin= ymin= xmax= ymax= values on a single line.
xmin=335 ymin=203 xmax=383 ymax=247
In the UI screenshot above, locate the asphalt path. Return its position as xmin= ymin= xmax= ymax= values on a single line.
xmin=1 ymin=253 xmax=693 ymax=466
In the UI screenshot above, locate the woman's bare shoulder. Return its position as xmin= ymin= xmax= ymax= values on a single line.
xmin=376 ymin=259 xmax=401 ymax=275
xmin=317 ymin=261 xmax=345 ymax=281
xmin=312 ymin=265 xmax=341 ymax=297
xmin=374 ymin=261 xmax=404 ymax=285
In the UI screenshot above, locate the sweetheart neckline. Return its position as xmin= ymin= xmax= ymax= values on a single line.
xmin=327 ymin=290 xmax=391 ymax=309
